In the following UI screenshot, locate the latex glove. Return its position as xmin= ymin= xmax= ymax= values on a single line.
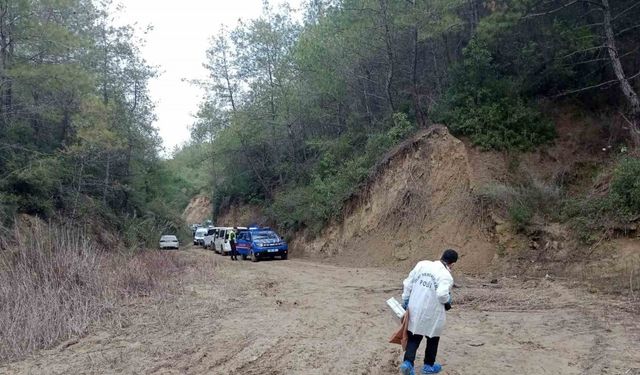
xmin=402 ymin=298 xmax=409 ymax=310
xmin=444 ymin=294 xmax=452 ymax=311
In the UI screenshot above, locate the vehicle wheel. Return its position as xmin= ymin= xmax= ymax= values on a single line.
xmin=250 ymin=250 xmax=258 ymax=262
xmin=281 ymin=253 xmax=288 ymax=260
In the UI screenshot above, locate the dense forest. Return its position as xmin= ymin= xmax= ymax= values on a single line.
xmin=0 ymin=0 xmax=186 ymax=245
xmin=179 ymin=0 xmax=640 ymax=234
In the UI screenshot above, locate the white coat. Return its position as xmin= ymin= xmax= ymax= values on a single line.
xmin=401 ymin=260 xmax=453 ymax=337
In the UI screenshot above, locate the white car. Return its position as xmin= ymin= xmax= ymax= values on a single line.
xmin=159 ymin=235 xmax=179 ymax=250
xmin=194 ymin=227 xmax=208 ymax=246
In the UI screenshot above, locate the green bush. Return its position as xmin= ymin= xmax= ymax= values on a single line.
xmin=434 ymin=39 xmax=555 ymax=151
xmin=0 ymin=193 xmax=18 ymax=226
xmin=478 ymin=180 xmax=563 ymax=231
xmin=610 ymin=157 xmax=640 ymax=216
xmin=557 ymin=158 xmax=640 ymax=243
xmin=388 ymin=113 xmax=416 ymax=142
xmin=508 ymin=203 xmax=533 ymax=232
xmin=2 ymin=157 xmax=63 ymax=217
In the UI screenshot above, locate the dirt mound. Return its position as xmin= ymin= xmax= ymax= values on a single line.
xmin=292 ymin=125 xmax=496 ymax=274
xmin=215 ymin=203 xmax=266 ymax=227
xmin=182 ymin=196 xmax=211 ymax=224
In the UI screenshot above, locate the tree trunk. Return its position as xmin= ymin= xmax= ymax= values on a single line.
xmin=379 ymin=0 xmax=395 ymax=114
xmin=72 ymin=157 xmax=85 ymax=219
xmin=222 ymin=47 xmax=236 ymax=113
xmin=0 ymin=3 xmax=13 ymax=124
xmin=103 ymin=154 xmax=110 ymax=205
xmin=601 ymin=0 xmax=640 ymax=146
xmin=411 ymin=0 xmax=426 ymax=127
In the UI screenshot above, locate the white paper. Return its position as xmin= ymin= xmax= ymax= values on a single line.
xmin=386 ymin=297 xmax=406 ymax=320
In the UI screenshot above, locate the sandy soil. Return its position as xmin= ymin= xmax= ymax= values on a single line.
xmin=2 ymin=248 xmax=639 ymax=375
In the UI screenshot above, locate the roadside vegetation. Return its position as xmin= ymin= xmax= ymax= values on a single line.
xmin=0 ymin=221 xmax=208 ymax=362
xmin=0 ymin=1 xmax=195 ymax=361
xmin=477 ymin=156 xmax=640 ymax=243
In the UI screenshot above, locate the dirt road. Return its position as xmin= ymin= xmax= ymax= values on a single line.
xmin=2 ymin=248 xmax=639 ymax=374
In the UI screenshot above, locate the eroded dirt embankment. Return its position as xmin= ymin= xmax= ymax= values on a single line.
xmin=291 ymin=126 xmax=496 ymax=274
xmin=183 ymin=196 xmax=212 ymax=225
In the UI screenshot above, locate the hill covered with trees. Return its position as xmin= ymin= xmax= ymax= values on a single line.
xmin=182 ymin=0 xmax=640 ymax=234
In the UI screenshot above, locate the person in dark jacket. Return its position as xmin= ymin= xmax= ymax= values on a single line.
xmin=229 ymin=227 xmax=238 ymax=260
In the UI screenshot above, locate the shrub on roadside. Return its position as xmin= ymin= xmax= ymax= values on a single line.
xmin=561 ymin=157 xmax=640 ymax=243
xmin=609 ymin=157 xmax=640 ymax=216
xmin=0 ymin=221 xmax=201 ymax=362
xmin=477 ymin=179 xmax=563 ymax=232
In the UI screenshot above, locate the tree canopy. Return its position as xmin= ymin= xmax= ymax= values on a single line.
xmin=0 ymin=0 xmax=183 ymax=245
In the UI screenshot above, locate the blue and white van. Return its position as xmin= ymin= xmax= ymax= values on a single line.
xmin=236 ymin=227 xmax=288 ymax=262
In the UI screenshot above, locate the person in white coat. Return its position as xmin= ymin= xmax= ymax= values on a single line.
xmin=399 ymin=249 xmax=458 ymax=375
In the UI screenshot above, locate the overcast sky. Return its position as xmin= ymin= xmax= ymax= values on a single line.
xmin=113 ymin=0 xmax=302 ymax=155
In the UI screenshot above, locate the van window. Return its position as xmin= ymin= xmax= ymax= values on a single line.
xmin=254 ymin=231 xmax=278 ymax=240
xmin=207 ymin=229 xmax=215 ymax=235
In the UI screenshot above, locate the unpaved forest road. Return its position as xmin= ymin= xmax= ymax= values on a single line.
xmin=2 ymin=248 xmax=640 ymax=375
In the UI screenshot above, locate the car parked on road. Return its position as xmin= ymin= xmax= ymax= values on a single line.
xmin=194 ymin=227 xmax=208 ymax=246
xmin=159 ymin=235 xmax=179 ymax=250
xmin=236 ymin=227 xmax=288 ymax=262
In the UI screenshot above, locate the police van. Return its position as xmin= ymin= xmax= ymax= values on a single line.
xmin=235 ymin=227 xmax=288 ymax=262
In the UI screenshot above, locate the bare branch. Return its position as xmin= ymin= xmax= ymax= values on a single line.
xmin=561 ymin=45 xmax=607 ymax=59
xmin=612 ymin=1 xmax=640 ymax=21
xmin=566 ymin=47 xmax=639 ymax=66
xmin=616 ymin=24 xmax=640 ymax=37
xmin=523 ymin=0 xmax=603 ymax=19
xmin=554 ymin=70 xmax=640 ymax=97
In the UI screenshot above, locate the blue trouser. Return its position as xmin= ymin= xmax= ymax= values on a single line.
xmin=403 ymin=331 xmax=440 ymax=366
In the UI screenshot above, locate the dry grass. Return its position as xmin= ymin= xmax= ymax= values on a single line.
xmin=0 ymin=221 xmax=209 ymax=362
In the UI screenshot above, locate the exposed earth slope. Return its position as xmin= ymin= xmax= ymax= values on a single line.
xmin=292 ymin=125 xmax=495 ymax=274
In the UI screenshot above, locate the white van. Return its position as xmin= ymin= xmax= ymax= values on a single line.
xmin=214 ymin=227 xmax=233 ymax=254
xmin=213 ymin=227 xmax=247 ymax=255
